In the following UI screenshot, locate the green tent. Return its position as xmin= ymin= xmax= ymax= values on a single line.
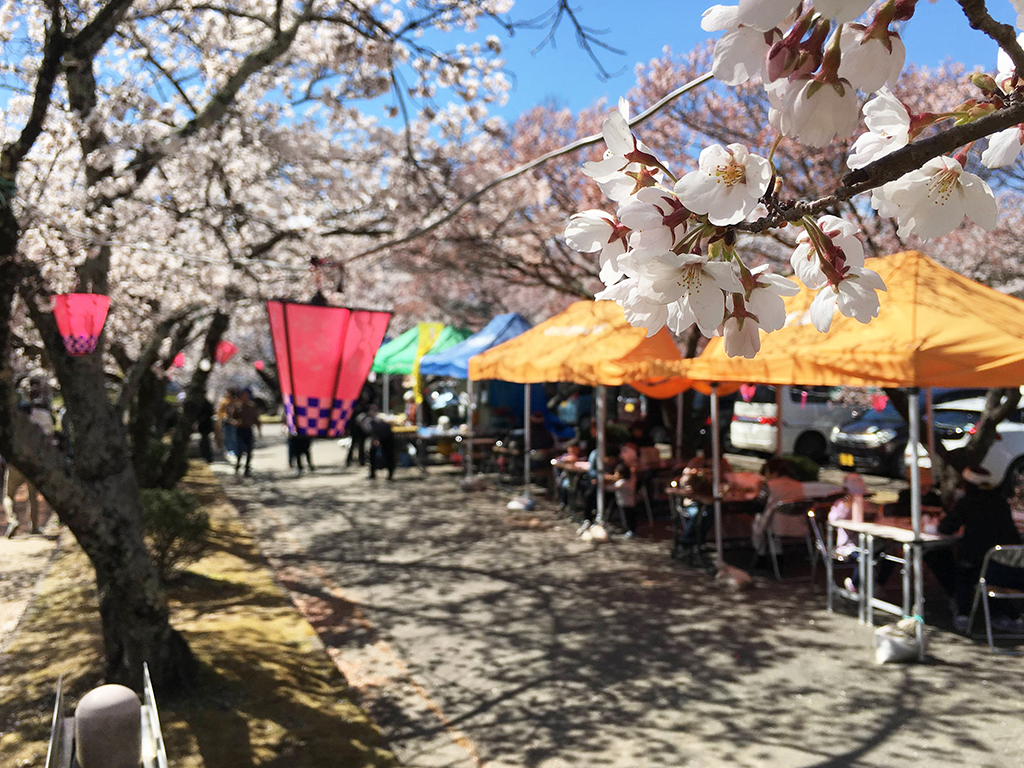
xmin=371 ymin=323 xmax=472 ymax=375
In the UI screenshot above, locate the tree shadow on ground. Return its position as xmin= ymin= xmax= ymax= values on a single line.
xmin=224 ymin=459 xmax=1024 ymax=768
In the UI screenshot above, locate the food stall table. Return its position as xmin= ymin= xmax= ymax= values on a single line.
xmin=828 ymin=518 xmax=959 ymax=624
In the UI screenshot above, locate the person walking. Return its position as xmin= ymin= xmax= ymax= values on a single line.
xmin=229 ymin=389 xmax=261 ymax=477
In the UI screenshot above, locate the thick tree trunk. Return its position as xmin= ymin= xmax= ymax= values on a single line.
xmin=0 ymin=246 xmax=196 ymax=692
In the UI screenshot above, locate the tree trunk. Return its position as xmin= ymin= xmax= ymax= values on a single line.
xmin=0 ymin=268 xmax=197 ymax=692
xmin=159 ymin=311 xmax=229 ymax=488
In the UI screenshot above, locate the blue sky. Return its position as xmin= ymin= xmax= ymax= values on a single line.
xmin=481 ymin=0 xmax=1001 ymax=119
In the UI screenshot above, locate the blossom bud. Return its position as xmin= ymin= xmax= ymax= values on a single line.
xmin=970 ymin=72 xmax=1000 ymax=97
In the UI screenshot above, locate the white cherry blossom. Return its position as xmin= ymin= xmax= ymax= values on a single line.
xmin=847 ymin=87 xmax=910 ymax=170
xmin=596 ymin=277 xmax=670 ymax=337
xmin=809 ymin=267 xmax=887 ymax=333
xmin=723 ymin=315 xmax=762 ymax=358
xmin=837 ymin=26 xmax=906 ymax=93
xmin=997 ymin=32 xmax=1024 ymax=86
xmin=673 ymin=143 xmax=772 ymax=226
xmin=981 ymin=125 xmax=1024 ymax=168
xmin=636 ymin=251 xmax=742 ymax=336
xmin=778 ymin=78 xmax=859 ymax=147
xmin=564 ymin=210 xmax=631 ymax=285
xmin=873 ymin=156 xmax=998 ymax=239
xmin=746 ymin=265 xmax=800 ymax=333
xmin=813 ymin=0 xmax=873 ymax=24
xmin=703 ymin=5 xmax=773 ymax=85
xmin=617 ymin=187 xmax=686 ymax=252
xmin=791 ymin=215 xmax=865 ymax=290
xmin=736 ymin=0 xmax=800 ymax=32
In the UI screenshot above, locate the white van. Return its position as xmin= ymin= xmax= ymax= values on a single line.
xmin=729 ymin=385 xmax=862 ymax=463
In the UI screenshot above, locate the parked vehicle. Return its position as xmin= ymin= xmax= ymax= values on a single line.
xmin=830 ymin=401 xmax=911 ymax=478
xmin=904 ymin=396 xmax=1024 ymax=493
xmin=730 ymin=385 xmax=861 ymax=464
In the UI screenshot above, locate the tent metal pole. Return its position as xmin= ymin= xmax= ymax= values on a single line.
xmin=675 ymin=391 xmax=684 ymax=459
xmin=597 ymin=385 xmax=607 ymax=526
xmin=523 ymin=383 xmax=532 ymax=500
xmin=711 ymin=383 xmax=723 ymax=564
xmin=383 ymin=372 xmax=390 ymax=415
xmin=466 ymin=377 xmax=475 ymax=478
xmin=908 ymin=388 xmax=925 ymax=660
xmin=926 ymin=387 xmax=935 ymax=456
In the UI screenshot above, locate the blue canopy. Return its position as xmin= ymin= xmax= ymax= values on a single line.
xmin=419 ymin=313 xmax=532 ymax=378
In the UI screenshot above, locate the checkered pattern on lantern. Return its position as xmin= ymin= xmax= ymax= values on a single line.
xmin=284 ymin=395 xmax=353 ymax=437
xmin=62 ymin=334 xmax=99 ymax=356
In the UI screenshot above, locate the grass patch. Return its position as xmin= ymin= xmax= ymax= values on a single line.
xmin=0 ymin=461 xmax=397 ymax=768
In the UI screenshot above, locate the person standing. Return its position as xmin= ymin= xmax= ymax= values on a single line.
xmin=357 ymin=407 xmax=395 ymax=481
xmin=229 ymin=389 xmax=261 ymax=477
xmin=217 ymin=388 xmax=238 ymax=460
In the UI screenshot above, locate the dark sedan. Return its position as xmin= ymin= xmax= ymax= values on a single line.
xmin=830 ymin=403 xmax=908 ymax=477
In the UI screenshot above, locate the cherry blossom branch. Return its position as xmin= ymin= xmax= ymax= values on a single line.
xmin=342 ymin=71 xmax=715 ymax=264
xmin=0 ymin=4 xmax=65 ymax=179
xmin=957 ymin=0 xmax=1024 ymax=75
xmin=741 ymin=97 xmax=1024 ymax=229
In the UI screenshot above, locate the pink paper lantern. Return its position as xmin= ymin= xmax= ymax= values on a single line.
xmin=52 ymin=293 xmax=110 ymax=356
xmin=872 ymin=393 xmax=889 ymax=411
xmin=739 ymin=383 xmax=757 ymax=402
xmin=267 ymin=300 xmax=391 ymax=437
xmin=215 ymin=340 xmax=238 ymax=365
xmin=254 ymin=360 xmax=265 ymax=371
xmin=172 ymin=352 xmax=186 ymax=368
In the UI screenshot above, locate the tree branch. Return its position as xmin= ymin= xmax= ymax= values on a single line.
xmin=957 ymin=0 xmax=1024 ymax=75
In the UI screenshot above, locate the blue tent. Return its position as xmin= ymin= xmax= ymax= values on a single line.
xmin=419 ymin=313 xmax=532 ymax=378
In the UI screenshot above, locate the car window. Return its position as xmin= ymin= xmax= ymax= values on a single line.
xmin=933 ymin=409 xmax=978 ymax=431
xmin=788 ymin=386 xmax=839 ymax=405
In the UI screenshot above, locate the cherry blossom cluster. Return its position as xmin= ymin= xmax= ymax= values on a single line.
xmin=566 ymin=0 xmax=1024 ymax=357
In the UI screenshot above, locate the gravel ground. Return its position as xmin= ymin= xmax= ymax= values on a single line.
xmin=213 ymin=437 xmax=1024 ymax=768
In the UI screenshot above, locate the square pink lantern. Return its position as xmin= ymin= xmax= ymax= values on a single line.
xmin=52 ymin=293 xmax=111 ymax=355
xmin=266 ymin=300 xmax=391 ymax=437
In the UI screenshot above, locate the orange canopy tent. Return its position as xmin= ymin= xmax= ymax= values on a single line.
xmin=664 ymin=251 xmax=1024 ymax=649
xmin=469 ymin=300 xmax=689 ymax=515
xmin=468 ymin=300 xmax=689 ymax=398
xmin=676 ymin=250 xmax=1024 ymax=388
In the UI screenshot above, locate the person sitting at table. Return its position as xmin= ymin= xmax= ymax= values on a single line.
xmin=684 ymin=448 xmax=731 ymax=476
xmin=924 ymin=464 xmax=1024 ymax=632
xmin=555 ymin=440 xmax=583 ymax=512
xmin=628 ymin=420 xmax=656 ymax=449
xmin=529 ymin=411 xmax=556 ymax=451
xmin=608 ymin=440 xmax=640 ymax=537
xmin=828 ymin=473 xmax=897 ymax=593
xmin=751 ymin=457 xmax=806 ymax=557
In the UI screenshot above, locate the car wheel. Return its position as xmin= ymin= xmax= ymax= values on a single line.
xmin=794 ymin=432 xmax=828 ymax=465
xmin=1002 ymin=457 xmax=1024 ymax=498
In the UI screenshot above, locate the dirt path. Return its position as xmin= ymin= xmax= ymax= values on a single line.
xmin=0 ymin=499 xmax=59 ymax=653
xmin=216 ymin=437 xmax=1024 ymax=768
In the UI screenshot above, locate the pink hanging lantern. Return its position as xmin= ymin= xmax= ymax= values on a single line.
xmin=872 ymin=393 xmax=889 ymax=411
xmin=172 ymin=352 xmax=186 ymax=368
xmin=215 ymin=340 xmax=238 ymax=365
xmin=739 ymin=383 xmax=757 ymax=402
xmin=254 ymin=360 xmax=265 ymax=371
xmin=267 ymin=300 xmax=391 ymax=437
xmin=52 ymin=293 xmax=111 ymax=356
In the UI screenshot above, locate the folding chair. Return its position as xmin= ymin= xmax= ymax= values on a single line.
xmin=966 ymin=545 xmax=1024 ymax=654
xmin=757 ymin=499 xmax=820 ymax=582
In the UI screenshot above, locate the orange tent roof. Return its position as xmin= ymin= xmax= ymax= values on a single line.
xmin=678 ymin=250 xmax=1024 ymax=388
xmin=468 ymin=300 xmax=689 ymax=398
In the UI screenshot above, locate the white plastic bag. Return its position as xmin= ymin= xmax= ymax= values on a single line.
xmin=874 ymin=618 xmax=927 ymax=664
